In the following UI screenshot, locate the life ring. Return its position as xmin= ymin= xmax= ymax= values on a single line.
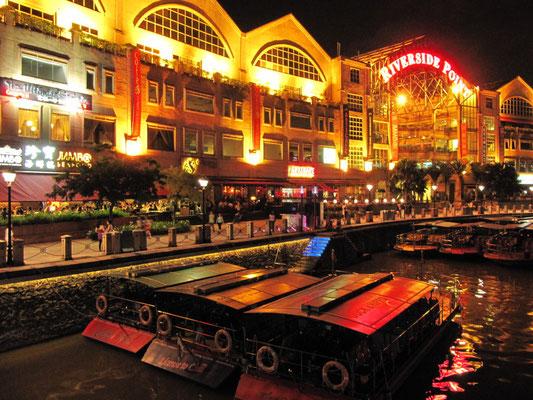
xmin=214 ymin=329 xmax=233 ymax=354
xmin=157 ymin=314 xmax=173 ymax=336
xmin=322 ymin=360 xmax=349 ymax=392
xmin=95 ymin=295 xmax=107 ymax=315
xmin=139 ymin=305 xmax=153 ymax=326
xmin=256 ymin=345 xmax=279 ymax=374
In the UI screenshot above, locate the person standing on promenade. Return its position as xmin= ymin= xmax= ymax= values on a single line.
xmin=216 ymin=213 xmax=224 ymax=231
xmin=97 ymin=221 xmax=105 ymax=251
xmin=269 ymin=211 xmax=276 ymax=234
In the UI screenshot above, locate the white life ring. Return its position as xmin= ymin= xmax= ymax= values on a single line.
xmin=256 ymin=345 xmax=279 ymax=374
xmin=157 ymin=314 xmax=173 ymax=336
xmin=214 ymin=329 xmax=233 ymax=354
xmin=95 ymin=295 xmax=107 ymax=315
xmin=322 ymin=360 xmax=349 ymax=391
xmin=139 ymin=305 xmax=153 ymax=326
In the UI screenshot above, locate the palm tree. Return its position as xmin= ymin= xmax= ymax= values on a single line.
xmin=451 ymin=160 xmax=467 ymax=202
xmin=484 ymin=163 xmax=522 ymax=201
xmin=390 ymin=159 xmax=428 ymax=204
xmin=439 ymin=162 xmax=455 ymax=202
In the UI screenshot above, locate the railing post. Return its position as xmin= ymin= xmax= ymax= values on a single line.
xmin=226 ymin=222 xmax=234 ymax=240
xmin=0 ymin=240 xmax=6 ymax=267
xmin=281 ymin=219 xmax=288 ymax=233
xmin=103 ymin=232 xmax=113 ymax=255
xmin=112 ymin=231 xmax=122 ymax=254
xmin=132 ymin=229 xmax=145 ymax=251
xmin=13 ymin=238 xmax=24 ymax=266
xmin=168 ymin=227 xmax=177 ymax=247
xmin=61 ymin=235 xmax=72 ymax=261
xmin=247 ymin=221 xmax=254 ymax=238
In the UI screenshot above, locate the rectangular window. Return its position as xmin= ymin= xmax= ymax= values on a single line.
xmin=264 ymin=140 xmax=283 ymax=161
xmin=18 ymin=109 xmax=39 ymax=138
xmin=483 ymin=116 xmax=495 ymax=131
xmin=235 ymin=101 xmax=243 ymax=120
xmin=223 ymin=98 xmax=231 ymax=117
xmin=373 ymin=149 xmax=388 ymax=169
xmin=184 ymin=128 xmax=198 ymax=153
xmin=520 ymin=141 xmax=532 ymax=150
xmin=203 ymin=132 xmax=215 ymax=155
xmin=21 ymin=52 xmax=67 ymax=84
xmin=104 ymin=70 xmax=114 ymax=94
xmin=289 ymin=142 xmax=299 ymax=161
xmin=349 ymin=116 xmax=364 ymax=140
xmin=504 ymin=139 xmax=509 ymax=150
xmin=529 ymin=162 xmax=533 ymax=173
xmin=86 ymin=66 xmax=95 ymax=90
xmin=318 ymin=146 xmax=336 ymax=164
xmin=275 ymin=109 xmax=283 ymax=127
xmin=223 ymin=135 xmax=243 ymax=157
xmin=148 ymin=81 xmax=158 ymax=104
xmin=83 ymin=117 xmax=115 ymax=145
xmin=318 ymin=117 xmax=325 ymax=132
xmin=485 ymin=98 xmax=493 ymax=109
xmin=51 ymin=113 xmax=70 ymax=141
xmin=290 ymin=112 xmax=311 ymax=130
xmin=519 ymin=160 xmax=527 ymax=172
xmin=72 ymin=23 xmax=98 ymax=36
xmin=303 ymin=143 xmax=312 ymax=162
xmin=328 ymin=118 xmax=334 ymax=133
xmin=487 ymin=134 xmax=495 ymax=152
xmin=373 ymin=121 xmax=389 ymax=144
xmin=9 ymin=1 xmax=54 ymax=22
xmin=148 ymin=124 xmax=175 ymax=151
xmin=348 ymin=145 xmax=363 ymax=170
xmin=511 ymin=139 xmax=516 ymax=149
xmin=350 ymin=68 xmax=360 ymax=83
xmin=347 ymin=93 xmax=363 ymax=113
xmin=264 ymin=107 xmax=272 ymax=124
xmin=165 ymin=84 xmax=174 ymax=106
xmin=186 ymin=90 xmax=214 ymax=114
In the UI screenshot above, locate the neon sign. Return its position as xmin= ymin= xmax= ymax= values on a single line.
xmin=0 ymin=144 xmax=93 ymax=171
xmin=379 ymin=52 xmax=472 ymax=97
xmin=288 ymin=165 xmax=315 ymax=178
xmin=56 ymin=151 xmax=92 ymax=169
xmin=0 ymin=145 xmax=23 ymax=167
xmin=182 ymin=157 xmax=200 ymax=174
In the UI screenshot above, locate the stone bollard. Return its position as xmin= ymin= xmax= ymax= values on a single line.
xmin=61 ymin=235 xmax=73 ymax=261
xmin=281 ymin=219 xmax=288 ymax=233
xmin=0 ymin=240 xmax=6 ymax=267
xmin=520 ymin=204 xmax=525 ymax=213
xmin=247 ymin=221 xmax=254 ymax=238
xmin=226 ymin=223 xmax=234 ymax=240
xmin=354 ymin=212 xmax=361 ymax=224
xmin=111 ymin=231 xmax=122 ymax=254
xmin=13 ymin=238 xmax=24 ymax=266
xmin=103 ymin=232 xmax=113 ymax=255
xmin=132 ymin=229 xmax=146 ymax=251
xmin=529 ymin=204 xmax=533 ymax=213
xmin=512 ymin=204 xmax=516 ymax=213
xmin=503 ymin=204 xmax=508 ymax=213
xmin=168 ymin=227 xmax=177 ymax=247
xmin=365 ymin=211 xmax=373 ymax=223
xmin=298 ymin=216 xmax=304 ymax=232
xmin=421 ymin=208 xmax=426 ymax=218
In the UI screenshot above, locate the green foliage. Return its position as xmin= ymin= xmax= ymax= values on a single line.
xmin=162 ymin=167 xmax=201 ymax=202
xmin=390 ymin=159 xmax=428 ymax=202
xmin=0 ymin=209 xmax=129 ymax=227
xmin=481 ymin=163 xmax=522 ymax=201
xmin=87 ymin=219 xmax=190 ymax=240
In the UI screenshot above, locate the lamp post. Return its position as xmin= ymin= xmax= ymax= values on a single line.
xmin=3 ymin=171 xmax=16 ymax=265
xmin=432 ymin=185 xmax=437 ymax=217
xmin=313 ymin=186 xmax=317 ymax=229
xmin=300 ymin=186 xmax=305 ymax=230
xmin=198 ymin=178 xmax=209 ymax=243
xmin=478 ymin=185 xmax=485 ymax=213
xmin=366 ymin=184 xmax=373 ymax=201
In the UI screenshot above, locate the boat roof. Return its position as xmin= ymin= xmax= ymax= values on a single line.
xmin=244 ymin=273 xmax=436 ymax=336
xmin=155 ymin=268 xmax=323 ymax=311
xmin=413 ymin=220 xmax=460 ymax=229
xmin=478 ymin=221 xmax=531 ymax=230
xmin=110 ymin=261 xmax=245 ymax=289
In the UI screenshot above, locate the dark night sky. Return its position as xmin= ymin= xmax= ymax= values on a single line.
xmin=217 ymin=0 xmax=533 ymax=86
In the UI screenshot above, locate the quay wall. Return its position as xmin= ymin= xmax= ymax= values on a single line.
xmin=0 ymin=240 xmax=307 ymax=352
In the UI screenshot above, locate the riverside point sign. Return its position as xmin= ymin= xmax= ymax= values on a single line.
xmin=379 ymin=52 xmax=472 ymax=97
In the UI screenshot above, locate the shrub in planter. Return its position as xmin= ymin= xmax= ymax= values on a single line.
xmin=0 ymin=209 xmax=130 ymax=227
xmin=87 ymin=220 xmax=191 ymax=240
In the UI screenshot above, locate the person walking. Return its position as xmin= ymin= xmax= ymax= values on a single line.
xmin=208 ymin=210 xmax=215 ymax=228
xmin=216 ymin=213 xmax=224 ymax=231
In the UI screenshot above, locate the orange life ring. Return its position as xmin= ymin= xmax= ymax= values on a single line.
xmin=95 ymin=295 xmax=107 ymax=315
xmin=256 ymin=345 xmax=279 ymax=374
xmin=139 ymin=305 xmax=153 ymax=326
xmin=322 ymin=360 xmax=349 ymax=392
xmin=157 ymin=314 xmax=173 ymax=336
xmin=214 ymin=329 xmax=233 ymax=354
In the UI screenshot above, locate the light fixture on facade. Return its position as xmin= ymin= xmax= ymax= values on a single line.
xmin=389 ymin=162 xmax=396 ymax=170
xmin=397 ymin=94 xmax=407 ymax=105
xmin=340 ymin=158 xmax=348 ymax=172
xmin=248 ymin=149 xmax=260 ymax=165
xmin=125 ymin=134 xmax=141 ymax=156
xmin=364 ymin=161 xmax=373 ymax=171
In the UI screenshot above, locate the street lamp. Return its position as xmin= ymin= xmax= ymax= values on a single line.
xmin=432 ymin=185 xmax=437 ymax=217
xmin=313 ymin=186 xmax=317 ymax=229
xmin=300 ymin=186 xmax=305 ymax=230
xmin=198 ymin=178 xmax=209 ymax=243
xmin=366 ymin=184 xmax=373 ymax=201
xmin=3 ymin=171 xmax=16 ymax=265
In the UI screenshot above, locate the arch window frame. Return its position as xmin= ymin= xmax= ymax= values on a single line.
xmin=254 ymin=45 xmax=324 ymax=82
xmin=500 ymin=96 xmax=533 ymax=117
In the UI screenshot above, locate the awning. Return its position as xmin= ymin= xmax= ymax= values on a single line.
xmin=318 ymin=182 xmax=338 ymax=192
xmin=0 ymin=173 xmax=95 ymax=202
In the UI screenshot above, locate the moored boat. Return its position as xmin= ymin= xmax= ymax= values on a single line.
xmin=483 ymin=221 xmax=533 ymax=266
xmin=394 ymin=221 xmax=461 ymax=253
xmin=235 ymin=272 xmax=462 ymax=400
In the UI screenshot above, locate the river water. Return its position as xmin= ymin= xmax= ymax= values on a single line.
xmin=0 ymin=251 xmax=532 ymax=400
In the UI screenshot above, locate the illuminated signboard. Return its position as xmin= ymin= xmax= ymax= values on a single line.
xmin=0 ymin=77 xmax=92 ymax=110
xmin=288 ymin=165 xmax=315 ymax=178
xmin=379 ymin=53 xmax=472 ymax=97
xmin=182 ymin=157 xmax=200 ymax=174
xmin=0 ymin=144 xmax=92 ymax=171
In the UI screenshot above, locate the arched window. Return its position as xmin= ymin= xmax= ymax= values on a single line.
xmin=139 ymin=8 xmax=228 ymax=57
xmin=501 ymin=97 xmax=533 ymax=117
xmin=255 ymin=46 xmax=323 ymax=82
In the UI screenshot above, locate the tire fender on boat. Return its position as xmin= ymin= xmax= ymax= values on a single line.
xmin=139 ymin=305 xmax=153 ymax=326
xmin=214 ymin=329 xmax=233 ymax=354
xmin=157 ymin=314 xmax=172 ymax=336
xmin=256 ymin=345 xmax=279 ymax=374
xmin=322 ymin=360 xmax=349 ymax=392
xmin=95 ymin=295 xmax=107 ymax=315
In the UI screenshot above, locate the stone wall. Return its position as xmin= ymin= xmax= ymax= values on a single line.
xmin=0 ymin=240 xmax=307 ymax=352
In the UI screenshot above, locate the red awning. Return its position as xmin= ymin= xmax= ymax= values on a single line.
xmin=0 ymin=173 xmax=94 ymax=202
xmin=318 ymin=182 xmax=338 ymax=192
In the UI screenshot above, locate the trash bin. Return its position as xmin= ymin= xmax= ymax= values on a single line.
xmin=196 ymin=226 xmax=212 ymax=243
xmin=365 ymin=211 xmax=373 ymax=222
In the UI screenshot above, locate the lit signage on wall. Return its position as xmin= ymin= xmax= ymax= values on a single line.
xmin=379 ymin=53 xmax=472 ymax=97
xmin=182 ymin=157 xmax=200 ymax=174
xmin=0 ymin=77 xmax=92 ymax=110
xmin=0 ymin=144 xmax=93 ymax=171
xmin=288 ymin=165 xmax=315 ymax=178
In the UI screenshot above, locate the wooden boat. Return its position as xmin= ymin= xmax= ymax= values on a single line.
xmin=483 ymin=221 xmax=533 ymax=266
xmin=82 ymin=260 xmax=325 ymax=388
xmin=394 ymin=221 xmax=461 ymax=253
xmin=235 ymin=272 xmax=462 ymax=400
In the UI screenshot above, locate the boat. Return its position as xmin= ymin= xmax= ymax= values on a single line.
xmin=483 ymin=220 xmax=533 ymax=266
xmin=394 ymin=221 xmax=461 ymax=253
xmin=82 ymin=259 xmax=325 ymax=388
xmin=235 ymin=272 xmax=462 ymax=400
